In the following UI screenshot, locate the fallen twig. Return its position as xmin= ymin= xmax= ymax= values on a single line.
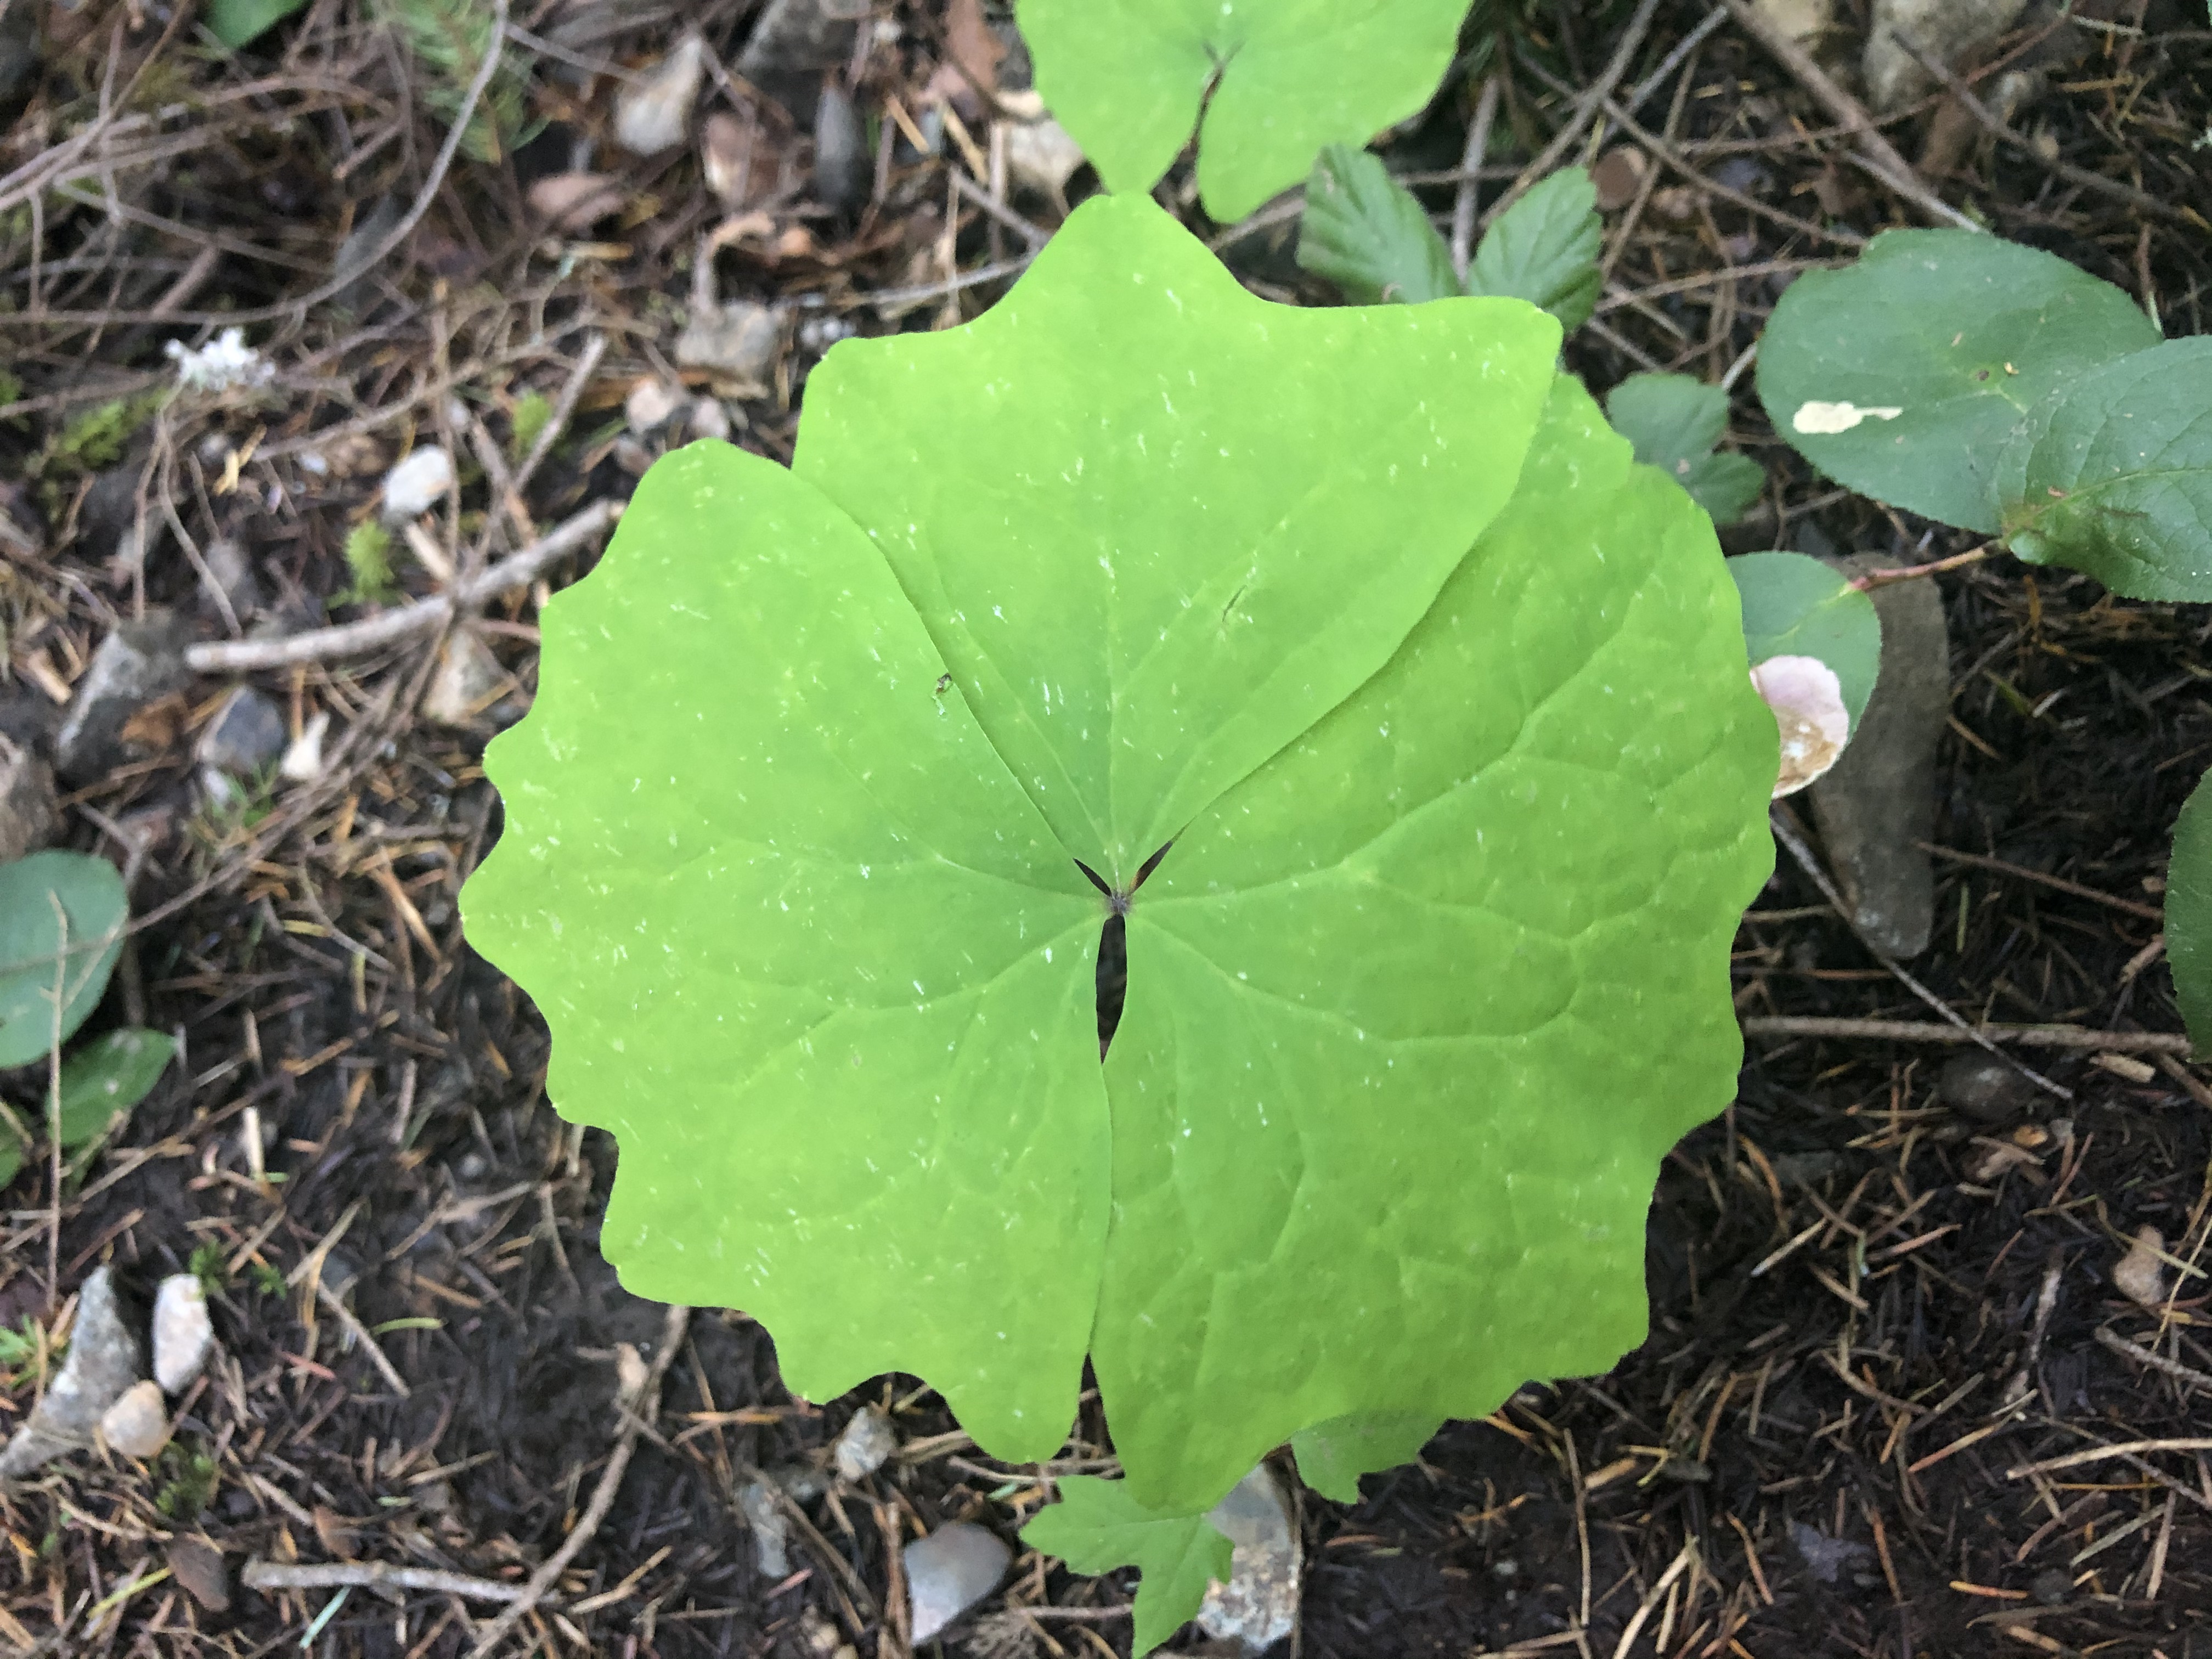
xmin=2007 ymin=1438 xmax=2212 ymax=1480
xmin=1741 ymin=1015 xmax=2191 ymax=1054
xmin=242 ymin=1560 xmax=529 ymax=1603
xmin=1720 ymin=0 xmax=1980 ymax=233
xmin=1449 ymin=76 xmax=1502 ymax=280
xmin=1768 ymin=809 xmax=2074 ymax=1099
xmin=184 ymin=498 xmax=622 ymax=674
xmin=465 ymin=1302 xmax=692 ymax=1658
xmin=2096 ymin=1326 xmax=2212 ymax=1393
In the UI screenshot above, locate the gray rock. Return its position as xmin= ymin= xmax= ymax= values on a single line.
xmin=421 ymin=628 xmax=510 ymax=727
xmin=1808 ymin=554 xmax=1949 ymax=958
xmin=832 ymin=1404 xmax=896 ymax=1481
xmin=904 ymin=1521 xmax=1009 ymax=1643
xmin=1788 ymin=1520 xmax=1872 ymax=1586
xmin=167 ymin=1536 xmax=230 ymax=1611
xmin=0 ymin=733 xmax=58 ymax=863
xmin=195 ymin=686 xmax=286 ymax=777
xmin=0 ymin=1267 xmax=146 ymax=1478
xmin=200 ymin=537 xmax=263 ymax=620
xmin=738 ymin=0 xmax=864 ymax=119
xmin=676 ymin=302 xmax=781 ymax=392
xmin=1197 ymin=1465 xmax=1300 ymax=1653
xmin=54 ymin=609 xmax=196 ymax=785
xmin=813 ymin=83 xmax=868 ymax=216
xmin=1938 ymin=1052 xmax=2035 ymax=1123
xmin=613 ymin=33 xmax=704 ymax=156
xmin=152 ymin=1274 xmax=215 ymax=1393
xmin=1865 ymin=0 xmax=2029 ymax=112
xmin=737 ymin=1476 xmax=792 ymax=1578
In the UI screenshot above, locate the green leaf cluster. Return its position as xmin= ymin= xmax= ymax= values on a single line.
xmin=1299 ymin=146 xmax=1602 ymax=332
xmin=0 ymin=851 xmax=128 ymax=1066
xmin=1758 ymin=225 xmax=2212 ymax=1050
xmin=1605 ymin=374 xmax=1765 ymax=527
xmin=0 ymin=853 xmax=174 ymax=1188
xmin=1015 ymin=0 xmax=1470 ymax=222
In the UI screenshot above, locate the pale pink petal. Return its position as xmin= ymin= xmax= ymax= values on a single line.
xmin=1751 ymin=654 xmax=1850 ymax=798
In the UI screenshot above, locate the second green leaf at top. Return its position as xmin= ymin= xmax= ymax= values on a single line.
xmin=1017 ymin=0 xmax=1470 ymax=222
xmin=1757 ymin=229 xmax=2160 ymax=535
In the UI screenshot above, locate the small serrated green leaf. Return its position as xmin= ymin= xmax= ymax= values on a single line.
xmin=1021 ymin=1476 xmax=1232 ymax=1657
xmin=1015 ymin=0 xmax=1470 ymax=222
xmin=2169 ymin=770 xmax=2212 ymax=1055
xmin=0 ymin=853 xmax=128 ymax=1069
xmin=1729 ymin=552 xmax=1882 ymax=730
xmin=53 ymin=1028 xmax=177 ymax=1146
xmin=1995 ymin=337 xmax=2212 ymax=601
xmin=1465 ymin=168 xmax=1602 ymax=332
xmin=1756 ymin=228 xmax=2160 ymax=535
xmin=1605 ymin=373 xmax=1767 ymax=524
xmin=1297 ymin=145 xmax=1460 ymax=306
xmin=1291 ymin=1412 xmax=1443 ymax=1503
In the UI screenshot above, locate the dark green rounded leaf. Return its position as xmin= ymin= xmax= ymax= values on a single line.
xmin=1729 ymin=551 xmax=1881 ymax=728
xmin=54 ymin=1028 xmax=177 ymax=1146
xmin=1995 ymin=337 xmax=2212 ymax=600
xmin=1297 ymin=145 xmax=1459 ymax=306
xmin=1756 ymin=229 xmax=2160 ymax=533
xmin=2169 ymin=769 xmax=2212 ymax=1056
xmin=1015 ymin=0 xmax=1470 ymax=222
xmin=0 ymin=851 xmax=128 ymax=1069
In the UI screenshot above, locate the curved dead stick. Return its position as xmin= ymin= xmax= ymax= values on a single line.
xmin=185 ymin=499 xmax=622 ymax=674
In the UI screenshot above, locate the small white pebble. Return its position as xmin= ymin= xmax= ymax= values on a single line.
xmin=2115 ymin=1225 xmax=2169 ymax=1307
xmin=153 ymin=1274 xmax=216 ymax=1393
xmin=832 ymin=1406 xmax=896 ymax=1481
xmin=279 ymin=710 xmax=330 ymax=783
xmin=380 ymin=446 xmax=454 ymax=521
xmin=100 ymin=1380 xmax=172 ymax=1458
xmin=614 ymin=34 xmax=704 ymax=156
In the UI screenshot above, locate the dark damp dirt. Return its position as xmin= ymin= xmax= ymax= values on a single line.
xmin=3 ymin=1 xmax=2210 ymax=1656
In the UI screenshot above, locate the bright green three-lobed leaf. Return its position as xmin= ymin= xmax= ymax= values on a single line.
xmin=1016 ymin=0 xmax=1471 ymax=222
xmin=464 ymin=196 xmax=1775 ymax=1528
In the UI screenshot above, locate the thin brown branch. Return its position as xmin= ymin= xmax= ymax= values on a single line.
xmin=1741 ymin=1015 xmax=2191 ymax=1054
